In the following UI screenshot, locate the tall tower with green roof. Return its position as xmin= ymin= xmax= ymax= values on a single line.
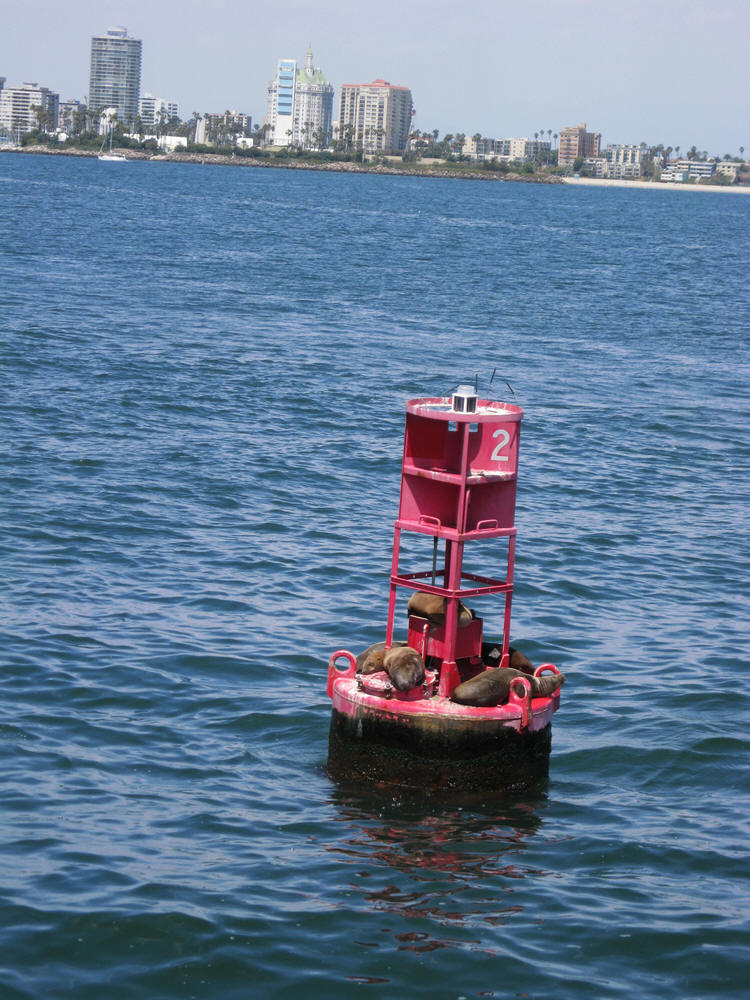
xmin=265 ymin=47 xmax=333 ymax=149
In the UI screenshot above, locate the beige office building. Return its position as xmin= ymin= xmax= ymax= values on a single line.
xmin=337 ymin=79 xmax=413 ymax=154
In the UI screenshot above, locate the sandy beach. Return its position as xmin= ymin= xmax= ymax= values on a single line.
xmin=563 ymin=176 xmax=750 ymax=194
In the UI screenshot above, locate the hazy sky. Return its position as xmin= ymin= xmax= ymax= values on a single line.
xmin=3 ymin=0 xmax=748 ymax=154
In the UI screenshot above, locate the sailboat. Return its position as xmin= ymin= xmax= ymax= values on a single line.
xmin=98 ymin=126 xmax=126 ymax=162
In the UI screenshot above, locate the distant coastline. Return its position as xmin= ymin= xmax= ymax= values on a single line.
xmin=563 ymin=175 xmax=750 ymax=194
xmin=4 ymin=145 xmax=749 ymax=192
xmin=0 ymin=144 xmax=562 ymax=185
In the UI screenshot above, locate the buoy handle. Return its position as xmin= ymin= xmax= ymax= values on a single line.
xmin=534 ymin=663 xmax=559 ymax=677
xmin=327 ymin=650 xmax=357 ymax=698
xmin=508 ymin=675 xmax=532 ymax=729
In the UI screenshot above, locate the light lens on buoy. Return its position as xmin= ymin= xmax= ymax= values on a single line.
xmin=452 ymin=385 xmax=478 ymax=413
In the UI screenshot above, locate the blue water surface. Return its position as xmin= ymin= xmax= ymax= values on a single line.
xmin=1 ymin=153 xmax=749 ymax=999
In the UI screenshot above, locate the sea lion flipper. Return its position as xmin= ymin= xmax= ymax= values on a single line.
xmin=530 ymin=672 xmax=565 ymax=697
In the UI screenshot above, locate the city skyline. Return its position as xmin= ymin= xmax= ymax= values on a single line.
xmin=1 ymin=0 xmax=747 ymax=156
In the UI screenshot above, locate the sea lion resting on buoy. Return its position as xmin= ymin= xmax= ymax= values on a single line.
xmin=356 ymin=640 xmax=406 ymax=675
xmin=383 ymin=646 xmax=426 ymax=692
xmin=407 ymin=593 xmax=473 ymax=628
xmin=355 ymin=641 xmax=426 ymax=692
xmin=452 ymin=667 xmax=565 ymax=707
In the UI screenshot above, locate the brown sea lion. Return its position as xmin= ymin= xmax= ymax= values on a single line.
xmin=383 ymin=646 xmax=427 ymax=692
xmin=407 ymin=593 xmax=473 ymax=628
xmin=452 ymin=667 xmax=565 ymax=707
xmin=356 ymin=640 xmax=406 ymax=675
xmin=482 ymin=642 xmax=534 ymax=675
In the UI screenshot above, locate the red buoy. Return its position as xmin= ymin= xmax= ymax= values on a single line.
xmin=326 ymin=389 xmax=563 ymax=792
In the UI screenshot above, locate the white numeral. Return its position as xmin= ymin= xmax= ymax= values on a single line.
xmin=490 ymin=428 xmax=511 ymax=462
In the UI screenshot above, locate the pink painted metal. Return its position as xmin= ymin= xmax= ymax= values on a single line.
xmin=384 ymin=396 xmax=524 ymax=698
xmin=327 ymin=653 xmax=562 ymax=734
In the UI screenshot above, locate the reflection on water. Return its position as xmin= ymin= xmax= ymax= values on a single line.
xmin=327 ymin=779 xmax=552 ymax=954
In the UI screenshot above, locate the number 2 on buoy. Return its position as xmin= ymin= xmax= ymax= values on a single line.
xmin=490 ymin=428 xmax=511 ymax=462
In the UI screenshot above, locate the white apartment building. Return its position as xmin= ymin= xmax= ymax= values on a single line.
xmin=57 ymin=98 xmax=83 ymax=133
xmin=0 ymin=81 xmax=60 ymax=140
xmin=139 ymin=93 xmax=179 ymax=130
xmin=89 ymin=26 xmax=142 ymax=126
xmin=715 ymin=161 xmax=739 ymax=180
xmin=603 ymin=144 xmax=644 ymax=178
xmin=661 ymin=159 xmax=717 ymax=182
xmin=265 ymin=48 xmax=334 ymax=148
xmin=461 ymin=136 xmax=550 ymax=162
xmin=337 ymin=79 xmax=413 ymax=154
xmin=582 ymin=144 xmax=645 ymax=179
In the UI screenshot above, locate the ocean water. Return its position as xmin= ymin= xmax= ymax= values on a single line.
xmin=1 ymin=153 xmax=748 ymax=999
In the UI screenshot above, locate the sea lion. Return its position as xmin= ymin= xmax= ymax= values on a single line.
xmin=356 ymin=640 xmax=406 ymax=675
xmin=407 ymin=593 xmax=473 ymax=628
xmin=482 ymin=643 xmax=534 ymax=675
xmin=383 ymin=645 xmax=427 ymax=692
xmin=452 ymin=667 xmax=565 ymax=707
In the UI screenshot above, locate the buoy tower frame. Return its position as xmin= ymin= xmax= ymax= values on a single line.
xmin=384 ymin=392 xmax=522 ymax=698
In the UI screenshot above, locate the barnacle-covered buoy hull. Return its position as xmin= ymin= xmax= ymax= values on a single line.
xmin=325 ymin=655 xmax=560 ymax=793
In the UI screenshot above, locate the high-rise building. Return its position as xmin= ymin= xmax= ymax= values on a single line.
xmin=558 ymin=123 xmax=601 ymax=167
xmin=89 ymin=26 xmax=142 ymax=126
xmin=0 ymin=82 xmax=60 ymax=140
xmin=265 ymin=48 xmax=334 ymax=148
xmin=337 ymin=79 xmax=413 ymax=154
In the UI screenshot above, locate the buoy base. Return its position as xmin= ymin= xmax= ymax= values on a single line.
xmin=327 ymin=707 xmax=552 ymax=793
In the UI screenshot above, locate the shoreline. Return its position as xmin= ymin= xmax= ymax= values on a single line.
xmin=0 ymin=144 xmax=564 ymax=184
xmin=4 ymin=145 xmax=748 ymax=193
xmin=563 ymin=175 xmax=750 ymax=194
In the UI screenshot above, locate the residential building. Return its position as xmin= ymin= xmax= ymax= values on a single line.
xmin=89 ymin=26 xmax=142 ymax=126
xmin=0 ymin=81 xmax=60 ymax=140
xmin=461 ymin=136 xmax=550 ymax=162
xmin=203 ymin=110 xmax=252 ymax=145
xmin=139 ymin=93 xmax=179 ymax=130
xmin=558 ymin=123 xmax=601 ymax=167
xmin=661 ymin=159 xmax=716 ymax=182
xmin=265 ymin=48 xmax=334 ymax=148
xmin=337 ymin=79 xmax=413 ymax=154
xmin=58 ymin=98 xmax=83 ymax=133
xmin=715 ymin=161 xmax=739 ymax=180
xmin=581 ymin=144 xmax=645 ymax=179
